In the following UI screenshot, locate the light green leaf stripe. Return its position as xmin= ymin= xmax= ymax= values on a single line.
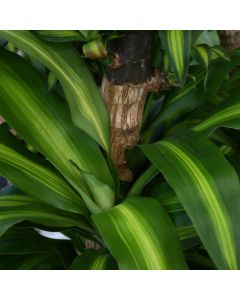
xmin=148 ymin=67 xmax=206 ymax=129
xmin=167 ymin=31 xmax=185 ymax=79
xmin=0 ymin=195 xmax=92 ymax=237
xmin=192 ymin=45 xmax=210 ymax=69
xmin=149 ymin=183 xmax=197 ymax=242
xmin=159 ymin=30 xmax=191 ymax=85
xmin=178 ymin=226 xmax=197 ymax=241
xmin=193 ymin=93 xmax=240 ymax=134
xmin=141 ymin=129 xmax=240 ymax=269
xmin=0 ymin=30 xmax=110 ymax=151
xmin=69 ymin=250 xmax=117 ymax=270
xmin=128 ymin=165 xmax=159 ymax=195
xmin=149 ymin=51 xmax=240 ymax=130
xmin=160 ymin=141 xmax=236 ymax=269
xmin=0 ymin=46 xmax=114 ymax=201
xmin=0 ymin=125 xmax=87 ymax=214
xmin=93 ymin=196 xmax=188 ymax=270
xmin=193 ymin=104 xmax=240 ymax=132
xmin=90 ymin=255 xmax=108 ymax=270
xmin=33 ymin=30 xmax=86 ymax=42
xmin=166 ymin=68 xmax=205 ymax=106
xmin=114 ymin=205 xmax=166 ymax=268
xmin=210 ymin=46 xmax=230 ymax=61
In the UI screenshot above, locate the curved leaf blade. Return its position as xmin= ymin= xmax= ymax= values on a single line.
xmin=159 ymin=30 xmax=191 ymax=85
xmin=149 ymin=182 xmax=198 ymax=245
xmin=93 ymin=195 xmax=188 ymax=270
xmin=210 ymin=46 xmax=230 ymax=61
xmin=0 ymin=195 xmax=92 ymax=237
xmin=141 ymin=129 xmax=240 ymax=269
xmin=69 ymin=249 xmax=117 ymax=270
xmin=149 ymin=67 xmax=205 ymax=129
xmin=193 ymin=92 xmax=240 ymax=134
xmin=128 ymin=165 xmax=159 ymax=196
xmin=150 ymin=51 xmax=240 ymax=130
xmin=0 ymin=226 xmax=77 ymax=269
xmin=194 ymin=30 xmax=220 ymax=47
xmin=0 ymin=125 xmax=87 ymax=214
xmin=192 ymin=44 xmax=210 ymax=69
xmin=0 ymin=47 xmax=114 ymax=201
xmin=83 ymin=39 xmax=107 ymax=59
xmin=33 ymin=30 xmax=86 ymax=42
xmin=0 ymin=30 xmax=110 ymax=151
xmin=0 ymin=252 xmax=62 ymax=270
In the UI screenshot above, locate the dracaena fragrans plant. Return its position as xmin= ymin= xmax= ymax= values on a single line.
xmin=0 ymin=30 xmax=240 ymax=270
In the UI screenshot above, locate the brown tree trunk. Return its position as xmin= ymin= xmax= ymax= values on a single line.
xmin=101 ymin=31 xmax=167 ymax=182
xmin=218 ymin=30 xmax=240 ymax=51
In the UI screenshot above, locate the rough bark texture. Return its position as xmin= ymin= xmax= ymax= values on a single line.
xmin=101 ymin=31 xmax=168 ymax=181
xmin=218 ymin=30 xmax=240 ymax=51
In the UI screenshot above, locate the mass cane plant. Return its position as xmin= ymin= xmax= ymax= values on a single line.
xmin=0 ymin=30 xmax=240 ymax=270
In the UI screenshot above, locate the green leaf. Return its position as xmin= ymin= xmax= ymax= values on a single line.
xmin=0 ymin=226 xmax=79 ymax=269
xmin=193 ymin=92 xmax=240 ymax=134
xmin=46 ymin=70 xmax=58 ymax=91
xmin=148 ymin=67 xmax=205 ymax=129
xmin=0 ymin=124 xmax=87 ymax=214
xmin=210 ymin=46 xmax=230 ymax=61
xmin=220 ymin=69 xmax=240 ymax=93
xmin=78 ymin=30 xmax=100 ymax=41
xmin=0 ymin=194 xmax=92 ymax=237
xmin=162 ymin=51 xmax=170 ymax=73
xmin=141 ymin=129 xmax=240 ymax=269
xmin=62 ymin=229 xmax=86 ymax=253
xmin=191 ymin=44 xmax=211 ymax=90
xmin=0 ymin=227 xmax=76 ymax=269
xmin=147 ymin=182 xmax=198 ymax=245
xmin=93 ymin=195 xmax=188 ymax=270
xmin=0 ymin=46 xmax=114 ymax=204
xmin=68 ymin=161 xmax=115 ymax=214
xmin=0 ymin=226 xmax=72 ymax=261
xmin=149 ymin=51 xmax=240 ymax=130
xmin=0 ymin=30 xmax=110 ymax=151
xmin=128 ymin=165 xmax=159 ymax=196
xmin=191 ymin=31 xmax=203 ymax=45
xmin=159 ymin=30 xmax=191 ymax=85
xmin=33 ymin=30 xmax=86 ymax=42
xmin=0 ymin=252 xmax=62 ymax=270
xmin=186 ymin=249 xmax=217 ymax=270
xmin=69 ymin=249 xmax=117 ymax=270
xmin=194 ymin=30 xmax=220 ymax=47
xmin=0 ymin=227 xmax=56 ymax=254
xmin=81 ymin=171 xmax=115 ymax=211
xmin=192 ymin=44 xmax=210 ymax=69
xmin=82 ymin=39 xmax=107 ymax=59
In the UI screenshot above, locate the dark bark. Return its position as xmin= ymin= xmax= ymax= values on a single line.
xmin=101 ymin=31 xmax=168 ymax=181
xmin=218 ymin=30 xmax=240 ymax=51
xmin=106 ymin=31 xmax=154 ymax=84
